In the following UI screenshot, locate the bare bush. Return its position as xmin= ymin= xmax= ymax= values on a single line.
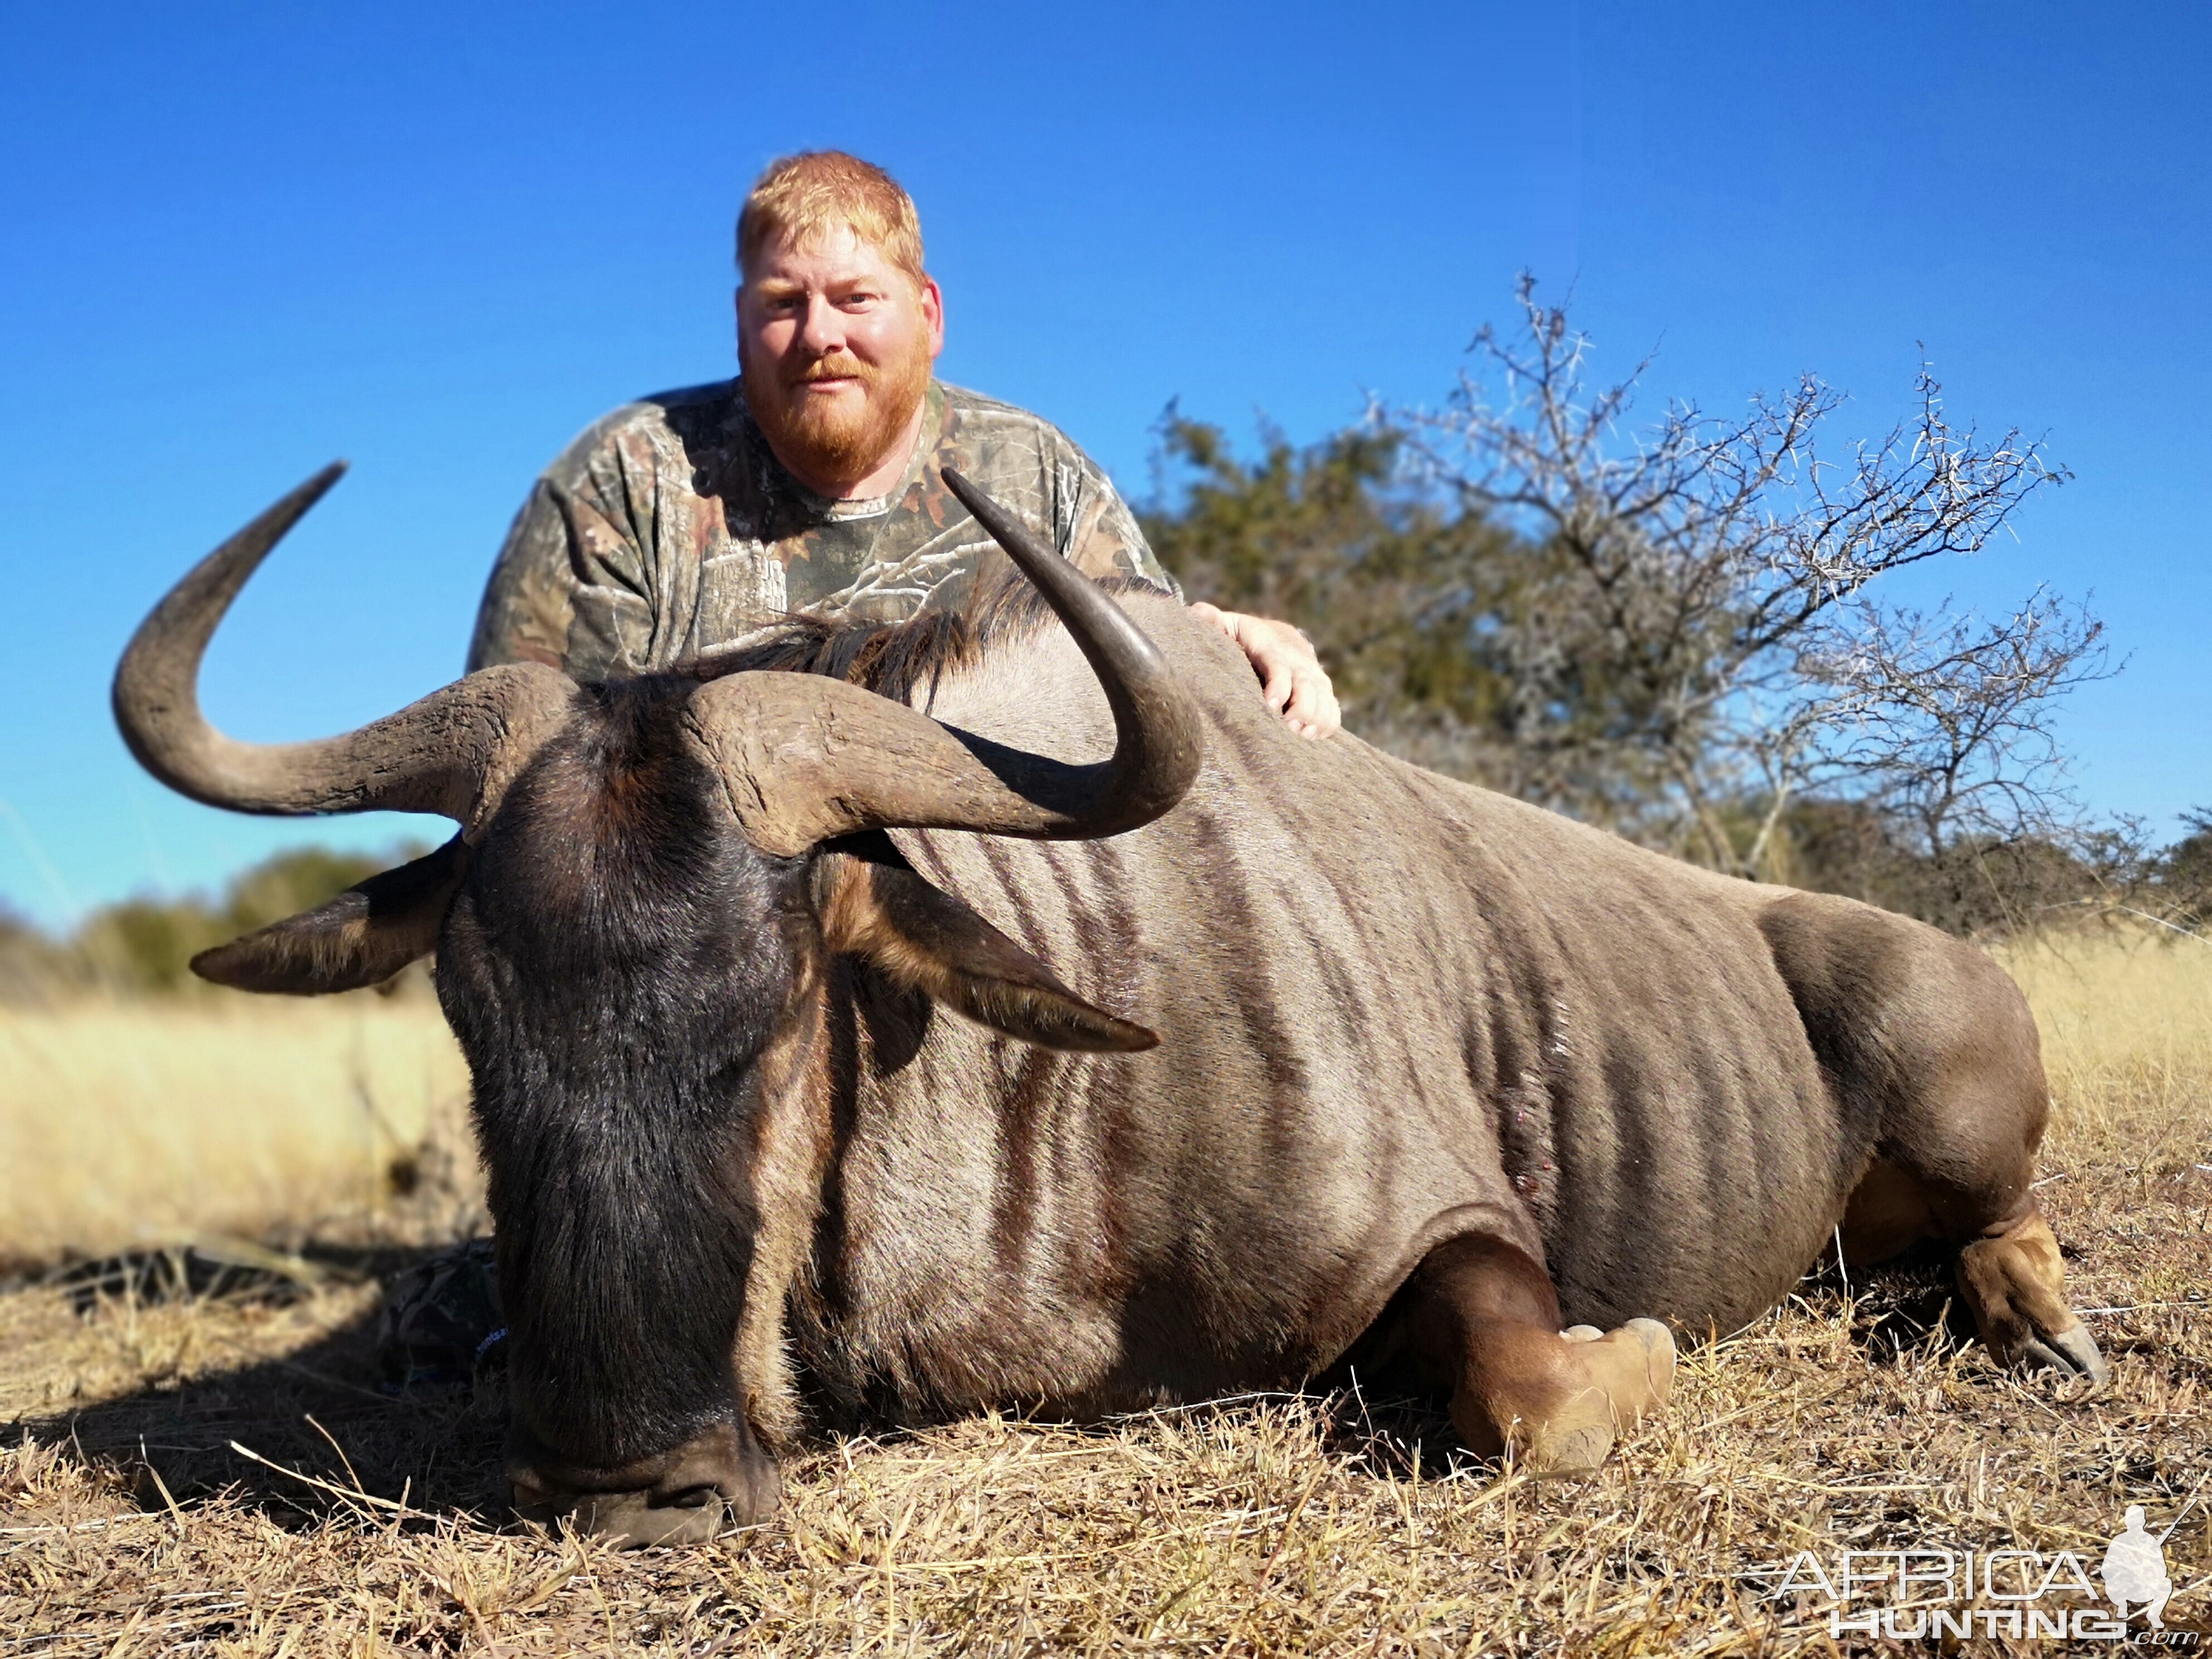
xmin=1401 ymin=275 xmax=2096 ymax=885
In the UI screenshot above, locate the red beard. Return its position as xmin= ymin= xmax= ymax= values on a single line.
xmin=743 ymin=340 xmax=932 ymax=494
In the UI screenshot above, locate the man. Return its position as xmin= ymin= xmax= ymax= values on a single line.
xmin=380 ymin=151 xmax=1337 ymax=1391
xmin=467 ymin=149 xmax=1339 ymax=736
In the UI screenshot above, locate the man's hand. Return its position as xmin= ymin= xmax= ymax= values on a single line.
xmin=1187 ymin=603 xmax=1341 ymax=740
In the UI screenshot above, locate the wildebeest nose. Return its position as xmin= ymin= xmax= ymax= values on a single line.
xmin=506 ymin=1421 xmax=780 ymax=1549
xmin=508 ymin=1475 xmax=767 ymax=1549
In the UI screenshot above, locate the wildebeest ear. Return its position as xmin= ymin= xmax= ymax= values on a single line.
xmin=191 ymin=836 xmax=470 ymax=996
xmin=817 ymin=838 xmax=1158 ymax=1054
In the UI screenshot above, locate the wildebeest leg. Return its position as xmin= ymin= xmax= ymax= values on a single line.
xmin=1400 ymin=1234 xmax=1676 ymax=1474
xmin=1843 ymin=1159 xmax=2109 ymax=1384
xmin=1954 ymin=1200 xmax=2108 ymax=1381
xmin=1762 ymin=892 xmax=2109 ymax=1384
xmin=1831 ymin=954 xmax=2109 ymax=1384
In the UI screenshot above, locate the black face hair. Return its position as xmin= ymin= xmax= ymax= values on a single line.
xmin=435 ymin=678 xmax=812 ymax=1468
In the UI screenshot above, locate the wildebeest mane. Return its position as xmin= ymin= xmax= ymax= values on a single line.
xmin=678 ymin=572 xmax=1162 ymax=713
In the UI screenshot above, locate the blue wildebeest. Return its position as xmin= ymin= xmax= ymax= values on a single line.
xmin=114 ymin=465 xmax=2107 ymax=1544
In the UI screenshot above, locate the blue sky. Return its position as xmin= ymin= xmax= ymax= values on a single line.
xmin=4 ymin=2 xmax=2206 ymax=926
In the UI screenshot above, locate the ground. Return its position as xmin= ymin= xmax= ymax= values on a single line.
xmin=2 ymin=932 xmax=2209 ymax=1655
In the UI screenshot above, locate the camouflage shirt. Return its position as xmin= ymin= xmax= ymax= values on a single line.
xmin=467 ymin=378 xmax=1177 ymax=680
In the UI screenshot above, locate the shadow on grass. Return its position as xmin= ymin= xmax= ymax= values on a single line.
xmin=16 ymin=1243 xmax=2021 ymax=1539
xmin=1104 ymin=1382 xmax=1477 ymax=1483
xmin=10 ymin=1243 xmax=511 ymax=1531
xmin=1792 ymin=1239 xmax=1985 ymax=1365
xmin=9 ymin=1245 xmax=1493 ymax=1544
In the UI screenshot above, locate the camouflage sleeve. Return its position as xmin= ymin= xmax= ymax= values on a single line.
xmin=1054 ymin=434 xmax=1183 ymax=600
xmin=465 ymin=423 xmax=661 ymax=681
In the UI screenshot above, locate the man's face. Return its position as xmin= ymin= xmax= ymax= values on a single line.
xmin=737 ymin=225 xmax=944 ymax=496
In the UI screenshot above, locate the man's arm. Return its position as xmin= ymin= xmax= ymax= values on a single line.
xmin=1056 ymin=445 xmax=1182 ymax=596
xmin=466 ymin=425 xmax=663 ymax=681
xmin=467 ymin=479 xmax=581 ymax=674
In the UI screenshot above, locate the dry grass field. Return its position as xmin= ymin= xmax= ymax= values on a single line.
xmin=3 ymin=930 xmax=2209 ymax=1655
xmin=0 ymin=993 xmax=474 ymax=1270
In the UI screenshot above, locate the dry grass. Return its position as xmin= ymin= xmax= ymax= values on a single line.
xmin=4 ymin=931 xmax=2211 ymax=1655
xmin=2006 ymin=929 xmax=2212 ymax=1160
xmin=0 ymin=993 xmax=476 ymax=1268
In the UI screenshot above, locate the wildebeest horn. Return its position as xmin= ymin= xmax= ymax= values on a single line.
xmin=112 ymin=463 xmax=575 ymax=831
xmin=685 ymin=467 xmax=1204 ymax=855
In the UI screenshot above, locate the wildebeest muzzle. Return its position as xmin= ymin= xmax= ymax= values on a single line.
xmin=505 ymin=1417 xmax=781 ymax=1548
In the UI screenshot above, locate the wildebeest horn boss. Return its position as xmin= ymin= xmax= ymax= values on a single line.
xmin=117 ymin=466 xmax=2109 ymax=1546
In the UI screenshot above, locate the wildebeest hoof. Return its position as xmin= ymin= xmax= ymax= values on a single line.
xmin=1524 ymin=1318 xmax=1677 ymax=1476
xmin=2021 ymin=1323 xmax=2112 ymax=1385
xmin=1526 ymin=1417 xmax=1614 ymax=1477
xmin=1619 ymin=1319 xmax=1677 ymax=1404
xmin=1957 ymin=1210 xmax=2112 ymax=1388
